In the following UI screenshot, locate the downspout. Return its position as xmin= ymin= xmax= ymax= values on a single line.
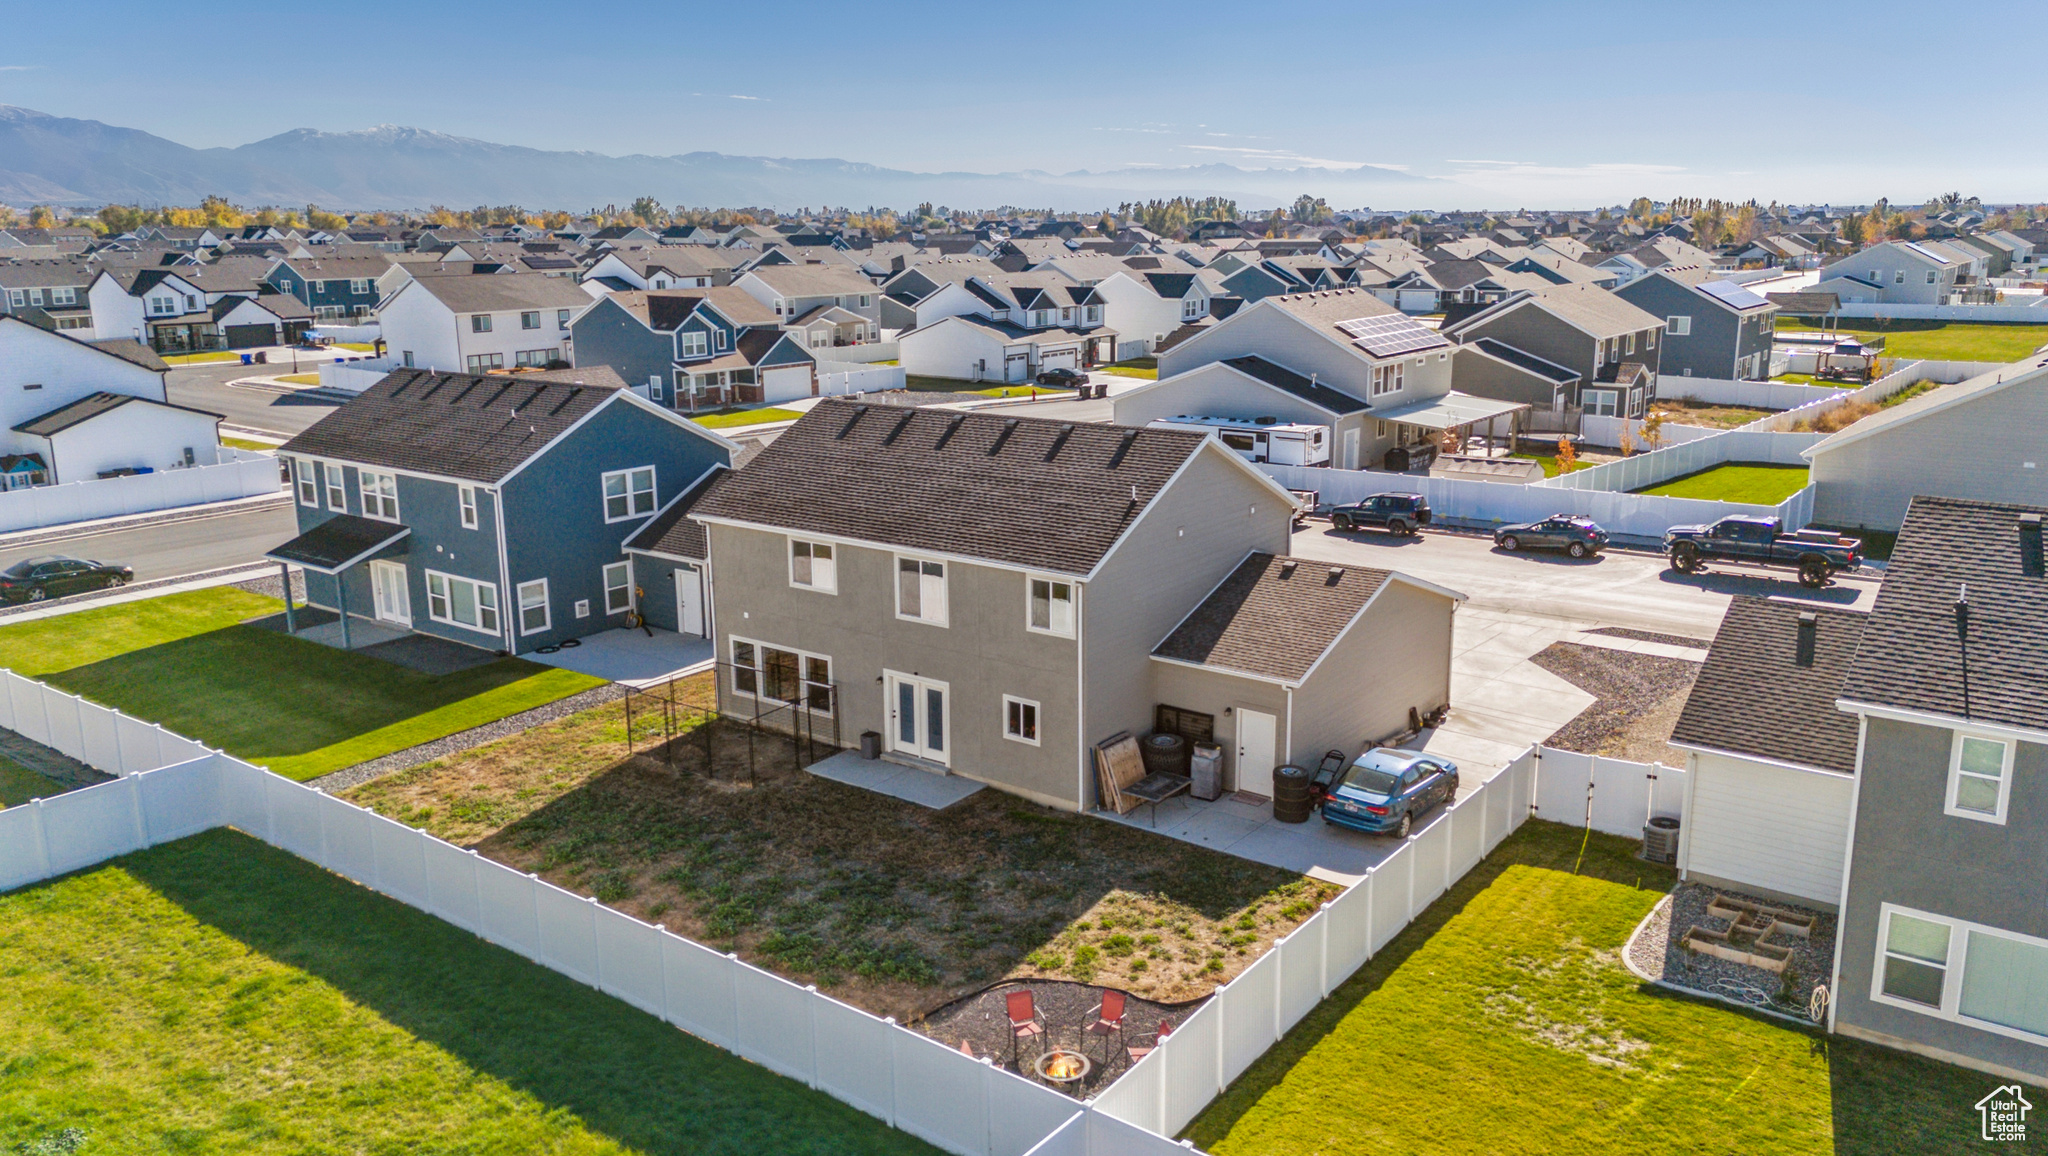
xmin=491 ymin=484 xmax=515 ymax=655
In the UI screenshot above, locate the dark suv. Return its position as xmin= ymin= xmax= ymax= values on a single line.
xmin=1329 ymin=493 xmax=1431 ymax=536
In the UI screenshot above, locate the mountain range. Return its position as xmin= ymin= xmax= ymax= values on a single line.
xmin=0 ymin=105 xmax=1456 ymax=213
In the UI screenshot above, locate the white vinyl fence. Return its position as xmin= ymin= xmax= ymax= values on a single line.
xmin=1834 ymin=301 xmax=2048 ymax=322
xmin=0 ymin=451 xmax=282 ymax=533
xmin=303 ymin=323 xmax=382 ymax=344
xmin=1578 ymin=414 xmax=1722 ymax=449
xmin=320 ymin=358 xmax=399 ymax=393
xmin=0 ymin=669 xmax=213 ymax=777
xmin=1527 ymin=747 xmax=1687 ymax=836
xmin=1657 ymin=376 xmax=1851 ymax=410
xmin=1535 ymin=428 xmax=1820 ymax=493
xmin=817 ymin=361 xmax=908 ymax=395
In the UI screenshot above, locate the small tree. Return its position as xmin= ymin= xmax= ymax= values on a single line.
xmin=1555 ymin=435 xmax=1576 ymax=473
xmin=1618 ymin=428 xmax=1637 ymax=458
xmin=1639 ymin=410 xmax=1666 ymax=450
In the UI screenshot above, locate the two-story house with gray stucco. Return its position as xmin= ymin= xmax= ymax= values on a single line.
xmin=1826 ymin=496 xmax=2048 ymax=1083
xmin=268 ymin=366 xmax=737 ymax=657
xmin=1443 ymin=284 xmax=1665 ymax=420
xmin=1614 ymin=265 xmax=1778 ymax=381
xmin=571 ymin=288 xmax=818 ymax=407
xmin=683 ymin=400 xmax=1464 ymax=810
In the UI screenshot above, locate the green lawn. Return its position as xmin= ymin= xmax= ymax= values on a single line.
xmin=1101 ymin=357 xmax=1159 ymax=380
xmin=160 ymin=351 xmax=242 ymax=365
xmin=0 ymin=755 xmax=64 ymax=808
xmin=218 ymin=436 xmax=277 ymax=452
xmin=1186 ymin=821 xmax=2028 ymax=1156
xmin=1776 ymin=318 xmax=2048 ymax=363
xmin=0 ymin=588 xmax=601 ymax=781
xmin=274 ymin=372 xmax=321 ymax=385
xmin=0 ymin=829 xmax=936 ymax=1155
xmin=1635 ymin=463 xmax=1811 ymax=503
xmin=335 ymin=342 xmax=379 ymax=352
xmin=688 ymin=406 xmax=806 ymax=429
xmin=1510 ymin=452 xmax=1592 ymax=479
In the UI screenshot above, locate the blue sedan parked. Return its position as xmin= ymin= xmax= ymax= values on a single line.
xmin=1322 ymin=749 xmax=1460 ymax=838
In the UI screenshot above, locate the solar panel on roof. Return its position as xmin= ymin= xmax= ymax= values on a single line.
xmin=1333 ymin=313 xmax=1452 ymax=357
xmin=1695 ymin=280 xmax=1770 ymax=310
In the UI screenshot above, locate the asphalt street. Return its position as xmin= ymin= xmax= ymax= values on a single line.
xmin=165 ymin=361 xmax=344 ymax=439
xmin=0 ymin=503 xmax=299 ymax=583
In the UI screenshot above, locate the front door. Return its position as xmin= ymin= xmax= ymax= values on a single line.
xmin=369 ymin=560 xmax=411 ymax=625
xmin=885 ymin=671 xmax=950 ymax=766
xmin=676 ymin=566 xmax=705 ymax=637
xmin=1236 ymin=708 xmax=1278 ymax=797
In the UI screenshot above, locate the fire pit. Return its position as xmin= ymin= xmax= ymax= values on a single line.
xmin=1033 ymin=1048 xmax=1093 ymax=1085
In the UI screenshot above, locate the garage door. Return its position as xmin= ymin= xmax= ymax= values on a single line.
xmin=224 ymin=324 xmax=276 ymax=349
xmin=1038 ymin=347 xmax=1078 ymax=372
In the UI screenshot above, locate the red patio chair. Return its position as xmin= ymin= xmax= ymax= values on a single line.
xmin=1126 ymin=1018 xmax=1174 ymax=1065
xmin=1005 ymin=990 xmax=1045 ymax=1067
xmin=1082 ymin=989 xmax=1127 ymax=1060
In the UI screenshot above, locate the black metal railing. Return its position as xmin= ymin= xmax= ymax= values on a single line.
xmin=622 ymin=663 xmax=841 ymax=782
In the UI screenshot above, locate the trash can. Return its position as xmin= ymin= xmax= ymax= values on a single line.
xmin=1190 ymin=743 xmax=1224 ymax=800
xmin=240 ymin=353 xmax=253 ymax=366
xmin=254 ymin=351 xmax=268 ymax=364
xmin=860 ymin=730 xmax=882 ymax=760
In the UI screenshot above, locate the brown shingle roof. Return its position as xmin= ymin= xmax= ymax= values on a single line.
xmin=1670 ymin=598 xmax=1866 ymax=774
xmin=1152 ymin=553 xmax=1393 ymax=684
xmin=691 ymin=399 xmax=1209 ymax=575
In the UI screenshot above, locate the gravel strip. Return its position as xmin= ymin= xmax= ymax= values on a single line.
xmin=1631 ymin=881 xmax=1835 ymax=1021
xmin=305 ymin=683 xmax=626 ymax=793
xmin=1528 ymin=641 xmax=1700 ymax=759
xmin=1584 ymin=626 xmax=1712 ymax=649
xmin=917 ymin=978 xmax=1198 ymax=1096
xmin=231 ymin=569 xmax=308 ymax=603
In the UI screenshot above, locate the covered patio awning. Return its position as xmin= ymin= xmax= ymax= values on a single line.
xmin=1366 ymin=390 xmax=1530 ymax=431
xmin=266 ymin=514 xmax=410 ymax=574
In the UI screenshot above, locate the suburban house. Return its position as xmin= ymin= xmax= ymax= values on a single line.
xmin=1589 ymin=237 xmax=1720 ymax=285
xmin=731 ymin=265 xmax=882 ymax=333
xmin=1125 ymin=289 xmax=1525 ymax=470
xmin=1087 ymin=269 xmax=1229 ymax=355
xmin=571 ymin=288 xmax=818 ymax=407
xmin=85 ymin=261 xmax=311 ymax=352
xmin=581 ymin=246 xmax=737 ymax=292
xmin=1827 ymin=496 xmax=2048 ymax=1082
xmin=1443 ymin=284 xmax=1665 ymax=420
xmin=378 ymin=272 xmax=593 ymax=374
xmin=896 ymin=272 xmax=1118 ymax=382
xmin=1614 ymin=266 xmax=1779 ymax=380
xmin=1804 ymin=358 xmax=2048 ymax=531
xmin=269 ymin=367 xmax=738 ymax=656
xmin=1815 ymin=240 xmax=1974 ymax=306
xmin=685 ymin=399 xmax=1463 ymax=809
xmin=0 ymin=258 xmax=97 ymax=337
xmin=264 ymin=254 xmax=400 ymax=322
xmin=0 ymin=315 xmax=220 ymax=487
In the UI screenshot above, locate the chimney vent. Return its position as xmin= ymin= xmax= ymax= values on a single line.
xmin=2022 ymin=512 xmax=2044 ymax=578
xmin=1795 ymin=609 xmax=1818 ymax=667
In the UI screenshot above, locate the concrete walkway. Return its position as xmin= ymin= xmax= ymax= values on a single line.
xmin=807 ymin=750 xmax=986 ymax=809
xmin=525 ymin=627 xmax=714 ymax=687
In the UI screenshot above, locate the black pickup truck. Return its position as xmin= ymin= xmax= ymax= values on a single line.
xmin=1664 ymin=516 xmax=1862 ymax=588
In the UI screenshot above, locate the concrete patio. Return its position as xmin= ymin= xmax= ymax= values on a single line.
xmin=806 ymin=750 xmax=987 ymax=809
xmin=524 ymin=627 xmax=714 ymax=686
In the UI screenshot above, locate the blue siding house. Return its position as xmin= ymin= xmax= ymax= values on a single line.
xmin=265 ymin=255 xmax=396 ymax=322
xmin=267 ymin=365 xmax=737 ymax=656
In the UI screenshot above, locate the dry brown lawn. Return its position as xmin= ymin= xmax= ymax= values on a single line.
xmin=345 ymin=673 xmax=1338 ymax=1021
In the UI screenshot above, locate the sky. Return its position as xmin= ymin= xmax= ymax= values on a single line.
xmin=5 ymin=0 xmax=2044 ymax=209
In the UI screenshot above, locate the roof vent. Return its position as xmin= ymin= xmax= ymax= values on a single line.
xmin=1279 ymin=559 xmax=1298 ymax=576
xmin=2021 ymin=511 xmax=2044 ymax=578
xmin=1327 ymin=566 xmax=1345 ymax=579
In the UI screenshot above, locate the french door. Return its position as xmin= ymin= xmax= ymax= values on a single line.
xmin=369 ymin=560 xmax=411 ymax=626
xmin=884 ymin=671 xmax=950 ymax=765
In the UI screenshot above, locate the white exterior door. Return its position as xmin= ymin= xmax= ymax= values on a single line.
xmin=1236 ymin=708 xmax=1277 ymax=797
xmin=676 ymin=566 xmax=705 ymax=637
xmin=1343 ymin=428 xmax=1360 ymax=470
xmin=369 ymin=560 xmax=410 ymax=626
xmin=885 ymin=671 xmax=950 ymax=766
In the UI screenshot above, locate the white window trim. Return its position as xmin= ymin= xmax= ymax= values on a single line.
xmin=1943 ymin=729 xmax=2016 ymax=824
xmin=1871 ymin=903 xmax=2048 ymax=1047
xmin=458 ymin=485 xmax=478 ymax=530
xmin=294 ymin=459 xmax=318 ymax=506
xmin=1024 ymin=574 xmax=1076 ymax=638
xmin=602 ymin=561 xmax=632 ymax=615
xmin=788 ymin=537 xmax=838 ymax=594
xmin=728 ymin=635 xmax=835 ymax=715
xmin=600 ymin=466 xmax=657 ymax=524
xmin=423 ymin=569 xmax=501 ymax=636
xmin=358 ymin=469 xmax=400 ymax=522
xmin=679 ymin=330 xmax=708 ymax=358
xmin=894 ymin=554 xmax=949 ymax=627
xmin=516 ymin=578 xmax=551 ymax=636
xmin=1666 ymin=315 xmax=1691 ymax=336
xmin=324 ymin=463 xmax=346 ymax=510
xmin=1003 ymin=694 xmax=1041 ymax=746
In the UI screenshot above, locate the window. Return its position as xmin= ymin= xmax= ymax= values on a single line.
xmin=402 ymin=350 xmax=414 ymax=368
xmin=517 ymin=578 xmax=550 ymax=634
xmin=1583 ymin=388 xmax=1619 ymax=417
xmin=730 ymin=638 xmax=834 ymax=713
xmin=458 ymin=485 xmax=478 ymax=529
xmin=465 ymin=353 xmax=504 ymax=373
xmin=601 ymin=467 xmax=656 ymax=522
xmin=678 ymin=330 xmax=708 ymax=358
xmin=471 ymin=314 xmax=493 ymax=333
xmin=295 ymin=459 xmax=318 ymax=505
xmin=350 ymin=279 xmax=370 ymax=295
xmin=897 ymin=557 xmax=948 ymax=625
xmin=149 ymin=295 xmax=176 ymax=316
xmin=1624 ymin=332 xmax=1635 ymax=355
xmin=1666 ymin=315 xmax=1691 ymax=336
xmin=714 ymin=328 xmax=729 ymax=351
xmin=1004 ymin=695 xmax=1041 ymax=745
xmin=789 ymin=539 xmax=836 ymax=593
xmin=514 ymin=349 xmax=554 ymax=367
xmin=1945 ymin=733 xmax=2013 ymax=823
xmin=603 ymin=562 xmax=632 ymax=614
xmin=521 ymin=310 xmax=540 ymax=330
xmin=859 ymin=294 xmax=872 ymax=308
xmin=359 ymin=470 xmax=399 ymax=521
xmin=1925 ymin=269 xmax=1939 ymax=284
xmin=1894 ymin=270 xmax=1906 ymax=284
xmin=1646 ymin=326 xmax=1657 ymax=349
xmin=324 ymin=463 xmax=346 ymax=509
xmin=558 ymin=308 xmax=573 ymax=329
xmin=5 ymin=289 xmax=21 ymax=307
xmin=1370 ymin=361 xmax=1404 ymax=396
xmin=425 ymin=570 xmax=499 ymax=634
xmin=1874 ymin=905 xmax=2048 ymax=1044
xmin=49 ymin=287 xmax=74 ymax=306
xmin=1027 ymin=576 xmax=1074 ymax=636
xmin=307 ymin=280 xmax=324 ymax=294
